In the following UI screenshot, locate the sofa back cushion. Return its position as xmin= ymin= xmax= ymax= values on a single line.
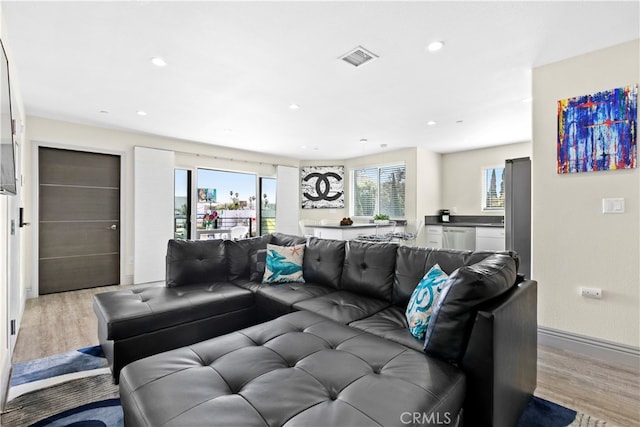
xmin=226 ymin=235 xmax=270 ymax=281
xmin=303 ymin=237 xmax=345 ymax=289
xmin=269 ymin=232 xmax=307 ymax=246
xmin=423 ymin=253 xmax=518 ymax=362
xmin=166 ymin=239 xmax=227 ymax=287
xmin=393 ymin=247 xmax=519 ymax=307
xmin=340 ymin=240 xmax=397 ymax=301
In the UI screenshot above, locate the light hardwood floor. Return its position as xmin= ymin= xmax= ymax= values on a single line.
xmin=11 ymin=285 xmax=640 ymax=426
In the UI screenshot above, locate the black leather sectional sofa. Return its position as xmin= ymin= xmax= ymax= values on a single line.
xmin=94 ymin=233 xmax=537 ymax=427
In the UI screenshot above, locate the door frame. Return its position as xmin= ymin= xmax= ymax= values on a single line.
xmin=30 ymin=141 xmax=127 ymax=298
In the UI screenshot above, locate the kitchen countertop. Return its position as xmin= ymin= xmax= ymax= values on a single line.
xmin=425 ymin=215 xmax=504 ymax=228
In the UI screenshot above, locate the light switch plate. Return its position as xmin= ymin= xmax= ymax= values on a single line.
xmin=602 ymin=198 xmax=625 ymax=214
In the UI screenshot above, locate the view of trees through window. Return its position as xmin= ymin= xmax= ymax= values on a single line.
xmin=353 ymin=164 xmax=406 ymax=218
xmin=197 ymin=169 xmax=258 ymax=238
xmin=484 ymin=167 xmax=505 ymax=210
xmin=260 ymin=177 xmax=277 ymax=235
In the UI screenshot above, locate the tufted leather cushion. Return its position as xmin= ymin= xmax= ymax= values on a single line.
xmin=166 ymin=239 xmax=227 ymax=287
xmin=256 ymin=282 xmax=335 ymax=311
xmin=424 ymin=253 xmax=518 ymax=361
xmin=93 ymin=283 xmax=254 ymax=341
xmin=340 ymin=240 xmax=397 ymax=301
xmin=269 ymin=232 xmax=307 ymax=246
xmin=303 ymin=237 xmax=345 ymax=289
xmin=349 ymin=305 xmax=424 ymax=351
xmin=292 ymin=290 xmax=389 ymax=324
xmin=119 ymin=311 xmax=465 ymax=427
xmin=226 ymin=235 xmax=270 ymax=281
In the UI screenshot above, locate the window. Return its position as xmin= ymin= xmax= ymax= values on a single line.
xmin=482 ymin=166 xmax=505 ymax=210
xmin=174 ymin=169 xmax=191 ymax=239
xmin=196 ymin=169 xmax=257 ymax=239
xmin=259 ymin=177 xmax=276 ymax=235
xmin=352 ymin=164 xmax=405 ymax=218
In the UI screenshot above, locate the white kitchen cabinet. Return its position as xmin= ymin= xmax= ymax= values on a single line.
xmin=426 ymin=225 xmax=443 ymax=249
xmin=475 ymin=227 xmax=505 ymax=251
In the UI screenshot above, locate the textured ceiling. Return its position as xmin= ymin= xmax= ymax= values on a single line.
xmin=2 ymin=1 xmax=638 ymax=160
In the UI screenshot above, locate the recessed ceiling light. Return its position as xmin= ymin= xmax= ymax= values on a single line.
xmin=456 ymin=120 xmax=464 ymax=124
xmin=522 ymin=97 xmax=532 ymax=103
xmin=99 ymin=110 xmax=109 ymax=114
xmin=427 ymin=120 xmax=437 ymax=126
xmin=151 ymin=57 xmax=167 ymax=67
xmin=300 ymin=145 xmax=307 ymax=149
xmin=223 ymin=128 xmax=233 ymax=133
xmin=360 ymin=138 xmax=368 ymax=143
xmin=289 ymin=104 xmax=300 ymax=110
xmin=137 ymin=110 xmax=147 ymax=116
xmin=427 ymin=41 xmax=445 ymax=52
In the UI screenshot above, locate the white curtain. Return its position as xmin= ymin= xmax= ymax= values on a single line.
xmin=134 ymin=146 xmax=175 ymax=284
xmin=275 ymin=165 xmax=299 ymax=235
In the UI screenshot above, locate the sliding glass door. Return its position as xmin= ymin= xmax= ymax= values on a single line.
xmin=260 ymin=177 xmax=276 ymax=235
xmin=196 ymin=169 xmax=257 ymax=240
xmin=174 ymin=169 xmax=191 ymax=239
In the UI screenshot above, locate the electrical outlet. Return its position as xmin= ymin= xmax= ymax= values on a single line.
xmin=581 ymin=287 xmax=602 ymax=299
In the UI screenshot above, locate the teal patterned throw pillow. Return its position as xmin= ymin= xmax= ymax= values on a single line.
xmin=262 ymin=244 xmax=305 ymax=283
xmin=406 ymin=264 xmax=449 ymax=340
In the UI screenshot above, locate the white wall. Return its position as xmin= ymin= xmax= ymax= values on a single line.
xmin=441 ymin=142 xmax=532 ymax=215
xmin=532 ymin=40 xmax=639 ymax=348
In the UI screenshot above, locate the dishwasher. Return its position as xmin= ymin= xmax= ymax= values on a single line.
xmin=442 ymin=226 xmax=476 ymax=250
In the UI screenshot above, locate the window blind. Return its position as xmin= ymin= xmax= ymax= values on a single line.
xmin=353 ymin=164 xmax=405 ymax=218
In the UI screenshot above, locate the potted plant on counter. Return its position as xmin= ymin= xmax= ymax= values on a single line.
xmin=373 ymin=213 xmax=390 ymax=225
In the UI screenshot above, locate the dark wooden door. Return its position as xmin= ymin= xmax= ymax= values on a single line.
xmin=39 ymin=147 xmax=120 ymax=294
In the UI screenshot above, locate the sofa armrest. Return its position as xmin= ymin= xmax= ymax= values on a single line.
xmin=461 ymin=279 xmax=537 ymax=427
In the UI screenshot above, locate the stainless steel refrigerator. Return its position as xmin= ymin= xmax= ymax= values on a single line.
xmin=505 ymin=157 xmax=531 ymax=279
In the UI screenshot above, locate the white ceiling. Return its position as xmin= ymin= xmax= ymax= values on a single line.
xmin=2 ymin=1 xmax=638 ymax=160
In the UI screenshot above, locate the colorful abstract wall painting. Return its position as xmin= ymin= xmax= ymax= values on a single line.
xmin=557 ymin=85 xmax=637 ymax=174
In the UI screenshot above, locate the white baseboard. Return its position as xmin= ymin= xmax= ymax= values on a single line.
xmin=538 ymin=326 xmax=640 ymax=368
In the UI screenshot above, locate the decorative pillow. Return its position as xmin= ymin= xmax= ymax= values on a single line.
xmin=405 ymin=264 xmax=449 ymax=340
xmin=423 ymin=253 xmax=518 ymax=362
xmin=262 ymin=244 xmax=305 ymax=283
xmin=250 ymin=249 xmax=267 ymax=282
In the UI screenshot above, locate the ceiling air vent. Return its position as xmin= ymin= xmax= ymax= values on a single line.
xmin=339 ymin=46 xmax=379 ymax=68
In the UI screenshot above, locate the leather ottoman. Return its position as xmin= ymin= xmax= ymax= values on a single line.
xmin=120 ymin=310 xmax=465 ymax=427
xmin=94 ymin=282 xmax=260 ymax=381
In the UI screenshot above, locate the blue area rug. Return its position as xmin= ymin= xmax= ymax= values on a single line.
xmin=517 ymin=396 xmax=578 ymax=427
xmin=2 ymin=345 xmax=122 ymax=427
xmin=10 ymin=345 xmax=108 ymax=386
xmin=30 ymin=398 xmax=123 ymax=427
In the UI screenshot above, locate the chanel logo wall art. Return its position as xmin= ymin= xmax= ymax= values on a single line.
xmin=301 ymin=166 xmax=345 ymax=209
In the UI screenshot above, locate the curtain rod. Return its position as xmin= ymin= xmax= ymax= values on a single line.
xmin=174 ymin=149 xmax=293 ymax=168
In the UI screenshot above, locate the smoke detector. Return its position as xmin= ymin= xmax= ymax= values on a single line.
xmin=339 ymin=46 xmax=379 ymax=68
